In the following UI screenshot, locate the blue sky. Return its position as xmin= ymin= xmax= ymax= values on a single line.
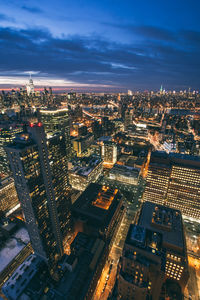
xmin=0 ymin=0 xmax=200 ymax=91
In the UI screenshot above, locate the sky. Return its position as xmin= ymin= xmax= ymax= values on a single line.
xmin=0 ymin=0 xmax=200 ymax=91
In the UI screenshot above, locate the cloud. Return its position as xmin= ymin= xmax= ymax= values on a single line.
xmin=103 ymin=22 xmax=176 ymax=42
xmin=21 ymin=5 xmax=43 ymax=14
xmin=0 ymin=13 xmax=15 ymax=22
xmin=0 ymin=25 xmax=200 ymax=90
xmin=132 ymin=26 xmax=176 ymax=42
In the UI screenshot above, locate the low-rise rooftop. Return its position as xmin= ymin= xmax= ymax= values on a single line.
xmin=72 ymin=183 xmax=123 ymax=228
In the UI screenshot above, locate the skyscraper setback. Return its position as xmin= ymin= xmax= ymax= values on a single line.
xmin=5 ymin=123 xmax=71 ymax=271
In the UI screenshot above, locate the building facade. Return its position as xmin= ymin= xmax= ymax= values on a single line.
xmin=0 ymin=177 xmax=19 ymax=217
xmin=39 ymin=107 xmax=71 ymax=158
xmin=72 ymin=133 xmax=94 ymax=157
xmin=143 ymin=151 xmax=200 ymax=219
xmin=116 ymin=201 xmax=189 ymax=299
xmin=101 ymin=141 xmax=117 ymax=166
xmin=6 ymin=123 xmax=71 ymax=270
xmin=0 ymin=125 xmax=22 ymax=175
xmin=69 ymin=156 xmax=103 ymax=191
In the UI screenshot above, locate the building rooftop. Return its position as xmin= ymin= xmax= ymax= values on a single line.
xmin=151 ymin=151 xmax=200 ymax=168
xmin=2 ymin=254 xmax=45 ymax=300
xmin=138 ymin=202 xmax=185 ymax=253
xmin=92 ymin=186 xmax=118 ymax=210
xmin=5 ymin=132 xmax=35 ymax=151
xmin=125 ymin=224 xmax=162 ymax=255
xmin=109 ymin=164 xmax=140 ymax=178
xmin=0 ymin=227 xmax=30 ymax=273
xmin=97 ymin=136 xmax=112 ymax=143
xmin=70 ymin=156 xmax=102 ymax=177
xmin=72 ymin=183 xmax=122 ymax=228
xmin=73 ymin=133 xmax=93 ymax=143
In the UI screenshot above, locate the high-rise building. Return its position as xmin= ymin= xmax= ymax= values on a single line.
xmin=5 ymin=123 xmax=71 ymax=271
xmin=143 ymin=151 xmax=200 ymax=219
xmin=47 ymin=132 xmax=72 ymax=239
xmin=101 ymin=141 xmax=117 ymax=166
xmin=0 ymin=177 xmax=20 ymax=217
xmin=124 ymin=110 xmax=133 ymax=130
xmin=128 ymin=90 xmax=133 ymax=96
xmin=72 ymin=133 xmax=94 ymax=157
xmin=39 ymin=107 xmax=71 ymax=158
xmin=0 ymin=125 xmax=23 ymax=175
xmin=116 ymin=201 xmax=189 ymax=299
xmin=26 ymin=75 xmax=34 ymax=96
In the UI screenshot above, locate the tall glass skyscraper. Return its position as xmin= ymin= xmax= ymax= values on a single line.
xmin=5 ymin=123 xmax=71 ymax=271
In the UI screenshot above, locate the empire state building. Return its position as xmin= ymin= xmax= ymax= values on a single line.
xmin=26 ymin=74 xmax=35 ymax=95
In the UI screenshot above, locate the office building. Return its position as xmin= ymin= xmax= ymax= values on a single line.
xmin=143 ymin=151 xmax=200 ymax=219
xmin=101 ymin=141 xmax=117 ymax=166
xmin=26 ymin=76 xmax=34 ymax=96
xmin=117 ymin=224 xmax=165 ymax=300
xmin=69 ymin=156 xmax=103 ymax=191
xmin=109 ymin=164 xmax=140 ymax=186
xmin=124 ymin=110 xmax=133 ymax=130
xmin=105 ymin=164 xmax=141 ymax=196
xmin=53 ymin=232 xmax=106 ymax=300
xmin=72 ymin=133 xmax=94 ymax=157
xmin=137 ymin=202 xmax=189 ymax=292
xmin=0 ymin=177 xmax=19 ymax=217
xmin=0 ymin=124 xmax=22 ymax=175
xmin=72 ymin=183 xmax=125 ymax=244
xmin=39 ymin=107 xmax=71 ymax=158
xmin=47 ymin=132 xmax=72 ymax=239
xmin=5 ymin=123 xmax=70 ymax=270
xmin=116 ymin=201 xmax=189 ymax=299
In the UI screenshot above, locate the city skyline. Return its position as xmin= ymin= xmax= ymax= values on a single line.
xmin=0 ymin=2 xmax=200 ymax=299
xmin=0 ymin=1 xmax=200 ymax=91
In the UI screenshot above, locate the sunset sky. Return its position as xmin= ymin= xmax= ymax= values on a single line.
xmin=0 ymin=0 xmax=200 ymax=91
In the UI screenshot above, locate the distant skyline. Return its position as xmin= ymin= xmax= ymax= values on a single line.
xmin=0 ymin=0 xmax=200 ymax=91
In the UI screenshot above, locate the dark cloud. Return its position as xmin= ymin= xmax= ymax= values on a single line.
xmin=103 ymin=22 xmax=176 ymax=42
xmin=0 ymin=25 xmax=200 ymax=90
xmin=0 ymin=13 xmax=15 ymax=22
xmin=180 ymin=30 xmax=200 ymax=47
xmin=21 ymin=5 xmax=43 ymax=14
xmin=132 ymin=26 xmax=176 ymax=42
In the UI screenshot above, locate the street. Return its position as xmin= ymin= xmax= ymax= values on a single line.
xmin=93 ymin=205 xmax=136 ymax=300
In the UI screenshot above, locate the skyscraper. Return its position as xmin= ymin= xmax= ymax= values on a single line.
xmin=143 ymin=151 xmax=200 ymax=219
xmin=39 ymin=107 xmax=71 ymax=158
xmin=5 ymin=123 xmax=71 ymax=271
xmin=0 ymin=177 xmax=19 ymax=217
xmin=26 ymin=75 xmax=34 ymax=96
xmin=47 ymin=132 xmax=72 ymax=239
xmin=116 ymin=201 xmax=189 ymax=299
xmin=0 ymin=125 xmax=23 ymax=176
